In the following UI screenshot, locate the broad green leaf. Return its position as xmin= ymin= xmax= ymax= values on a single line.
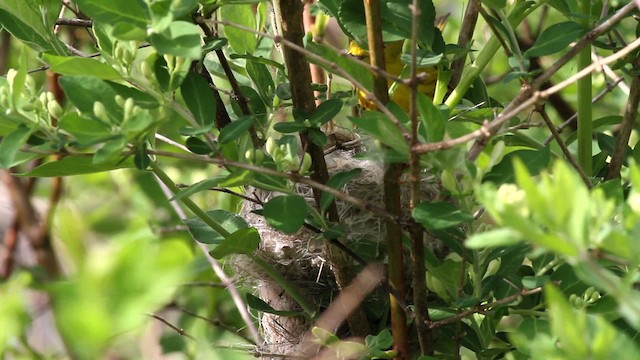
xmin=180 ymin=72 xmax=216 ymax=127
xmin=93 ymin=136 xmax=127 ymax=164
xmin=183 ymin=209 xmax=248 ymax=244
xmin=263 ymin=195 xmax=307 ymax=234
xmin=320 ymin=168 xmax=362 ymax=211
xmin=465 ymin=228 xmax=521 ymax=248
xmin=483 ymin=0 xmax=507 ymax=9
xmin=483 ymin=146 xmax=550 ymax=185
xmin=218 ymin=116 xmax=254 ymax=144
xmin=413 ymin=201 xmax=474 ymax=230
xmin=209 ymin=227 xmax=260 ymax=258
xmin=58 ymin=113 xmax=113 ymax=146
xmin=74 ymin=0 xmax=147 ymax=29
xmin=309 ymin=99 xmax=343 ymax=126
xmin=149 ymin=21 xmax=202 ymax=60
xmin=59 ymin=77 xmax=123 ymax=121
xmin=0 ymin=125 xmax=32 ymax=168
xmin=245 ymin=293 xmax=306 ymax=317
xmin=220 ymin=4 xmax=256 ymax=54
xmin=111 ymin=22 xmax=147 ymax=41
xmin=170 ymin=176 xmax=227 ymax=201
xmin=108 ymin=82 xmax=159 ymax=109
xmin=185 ymin=136 xmax=213 ymax=155
xmin=524 ymin=22 xmax=584 ymax=58
xmin=417 ymin=92 xmax=445 ymax=142
xmin=42 ymin=54 xmax=122 ymax=80
xmin=349 ymin=111 xmax=408 ymax=155
xmin=0 ymin=0 xmax=67 ymax=55
xmin=18 ymin=156 xmax=135 ymax=177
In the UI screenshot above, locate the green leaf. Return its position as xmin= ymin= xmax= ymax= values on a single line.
xmin=465 ymin=228 xmax=522 ymax=248
xmin=245 ymin=293 xmax=306 ymax=317
xmin=111 ymin=22 xmax=147 ymax=41
xmin=320 ymin=168 xmax=362 ymax=211
xmin=183 ymin=209 xmax=248 ymax=244
xmin=349 ymin=111 xmax=408 ymax=155
xmin=483 ymin=146 xmax=550 ymax=185
xmin=209 ymin=228 xmax=260 ymax=258
xmin=93 ymin=136 xmax=127 ymax=164
xmin=308 ymin=127 xmax=328 ymax=147
xmin=42 ymin=54 xmax=122 ymax=80
xmin=305 ymin=40 xmax=372 ymax=91
xmin=185 ymin=136 xmax=213 ymax=155
xmin=180 ymin=72 xmax=216 ymax=127
xmin=74 ymin=0 xmax=147 ymax=30
xmin=149 ymin=21 xmax=202 ymax=60
xmin=309 ymin=99 xmax=343 ymax=126
xmin=417 ymin=92 xmax=445 ymax=142
xmin=0 ymin=125 xmax=32 ymax=168
xmin=413 ymin=201 xmax=474 ymax=230
xmin=273 ymin=122 xmax=309 ymax=133
xmin=246 ymin=58 xmax=274 ymax=106
xmin=58 ymin=113 xmax=113 ymax=146
xmin=263 ymin=195 xmax=307 ymax=234
xmin=218 ymin=116 xmax=254 ymax=144
xmin=59 ymin=77 xmax=123 ymax=121
xmin=170 ymin=176 xmax=227 ymax=201
xmin=107 ymin=82 xmax=160 ymax=109
xmin=220 ymin=4 xmax=256 ymax=54
xmin=18 ymin=156 xmax=135 ymax=177
xmin=0 ymin=0 xmax=67 ymax=55
xmin=524 ymin=22 xmax=585 ymax=58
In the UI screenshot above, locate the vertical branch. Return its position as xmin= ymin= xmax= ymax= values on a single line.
xmin=407 ymin=0 xmax=432 ymax=355
xmin=362 ymin=0 xmax=409 ymax=357
xmin=605 ymin=76 xmax=640 ymax=180
xmin=577 ymin=1 xmax=593 ymax=177
xmin=449 ymin=0 xmax=480 ymax=88
xmin=273 ymin=0 xmax=371 ymax=337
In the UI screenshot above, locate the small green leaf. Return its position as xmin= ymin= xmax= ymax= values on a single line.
xmin=209 ymin=228 xmax=260 ymax=258
xmin=246 ymin=59 xmax=274 ymax=106
xmin=263 ymin=195 xmax=307 ymax=234
xmin=245 ymin=293 xmax=306 ymax=317
xmin=417 ymin=92 xmax=445 ymax=142
xmin=59 ymin=77 xmax=123 ymax=121
xmin=308 ymin=127 xmax=328 ymax=147
xmin=180 ymin=72 xmax=216 ymax=127
xmin=349 ymin=112 xmax=408 ymax=155
xmin=42 ymin=54 xmax=122 ymax=80
xmin=218 ymin=116 xmax=254 ymax=144
xmin=309 ymin=99 xmax=343 ymax=126
xmin=524 ymin=22 xmax=585 ymax=58
xmin=185 ymin=136 xmax=212 ymax=155
xmin=18 ymin=156 xmax=135 ymax=177
xmin=171 ymin=176 xmax=227 ymax=201
xmin=465 ymin=228 xmax=521 ymax=248
xmin=183 ymin=209 xmax=248 ymax=244
xmin=134 ymin=148 xmax=150 ymax=170
xmin=273 ymin=122 xmax=309 ymax=133
xmin=320 ymin=168 xmax=362 ymax=211
xmin=0 ymin=125 xmax=32 ymax=168
xmin=483 ymin=146 xmax=550 ymax=185
xmin=149 ymin=21 xmax=202 ymax=60
xmin=58 ymin=113 xmax=113 ymax=146
xmin=413 ymin=201 xmax=474 ymax=230
xmin=203 ymin=37 xmax=228 ymax=52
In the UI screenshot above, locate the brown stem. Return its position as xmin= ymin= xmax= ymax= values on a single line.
xmin=273 ymin=0 xmax=371 ymax=337
xmin=536 ymin=105 xmax=592 ymax=187
xmin=0 ymin=30 xmax=11 ymax=75
xmin=605 ymin=75 xmax=640 ymax=180
xmin=194 ymin=15 xmax=261 ymax=148
xmin=450 ymin=0 xmax=480 ymax=88
xmin=55 ymin=18 xmax=92 ymax=27
xmin=362 ymin=0 xmax=408 ymax=356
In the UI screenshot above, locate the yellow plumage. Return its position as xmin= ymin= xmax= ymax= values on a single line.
xmin=347 ymin=40 xmax=438 ymax=111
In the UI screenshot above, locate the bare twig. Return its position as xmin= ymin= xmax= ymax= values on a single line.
xmin=427 ymin=286 xmax=545 ymax=329
xmin=55 ymin=18 xmax=92 ymax=27
xmin=450 ymin=0 xmax=480 ymax=88
xmin=605 ymin=75 xmax=640 ymax=180
xmin=148 ymin=313 xmax=196 ymax=341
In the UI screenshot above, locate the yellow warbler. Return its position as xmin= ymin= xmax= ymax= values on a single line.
xmin=347 ymin=40 xmax=438 ymax=111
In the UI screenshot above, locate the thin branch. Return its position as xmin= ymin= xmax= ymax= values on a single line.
xmin=450 ymin=0 xmax=480 ymax=88
xmin=55 ymin=18 xmax=92 ymax=27
xmin=176 ymin=306 xmax=255 ymax=344
xmin=148 ymin=313 xmax=196 ymax=341
xmin=536 ymin=105 xmax=592 ymax=187
xmin=605 ymin=75 xmax=640 ymax=180
xmin=427 ymin=286 xmax=545 ymax=329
